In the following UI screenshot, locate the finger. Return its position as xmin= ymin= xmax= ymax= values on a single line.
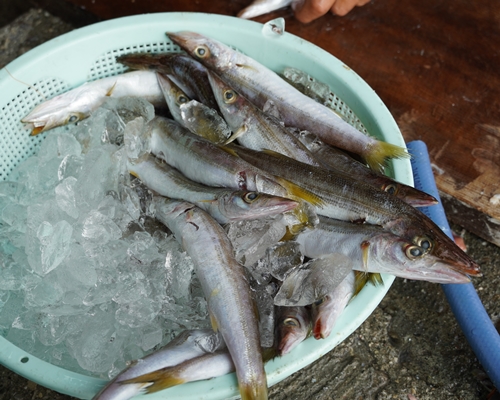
xmin=331 ymin=0 xmax=370 ymax=16
xmin=292 ymin=0 xmax=337 ymax=23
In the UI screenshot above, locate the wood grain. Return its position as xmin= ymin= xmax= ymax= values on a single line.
xmin=47 ymin=0 xmax=500 ymax=245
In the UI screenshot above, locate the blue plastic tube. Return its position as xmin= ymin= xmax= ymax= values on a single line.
xmin=407 ymin=140 xmax=500 ymax=390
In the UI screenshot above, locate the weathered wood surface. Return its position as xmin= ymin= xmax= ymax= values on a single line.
xmin=38 ymin=0 xmax=500 ymax=245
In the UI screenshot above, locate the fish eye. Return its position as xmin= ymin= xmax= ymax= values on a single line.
xmin=415 ymin=236 xmax=432 ymax=252
xmin=67 ymin=114 xmax=80 ymax=123
xmin=283 ymin=318 xmax=298 ymax=327
xmin=243 ymin=192 xmax=259 ymax=203
xmin=405 ymin=244 xmax=424 ymax=259
xmin=177 ymin=95 xmax=188 ymax=104
xmin=314 ymin=297 xmax=326 ymax=306
xmin=383 ymin=184 xmax=398 ymax=195
xmin=223 ymin=90 xmax=237 ymax=104
xmin=195 ymin=45 xmax=209 ymax=58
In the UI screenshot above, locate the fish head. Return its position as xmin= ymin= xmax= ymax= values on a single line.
xmin=219 ymin=191 xmax=298 ymax=221
xmin=156 ymin=72 xmax=191 ymax=108
xmin=21 ymin=83 xmax=107 ymax=135
xmin=276 ymin=307 xmax=311 ymax=355
xmin=377 ymin=180 xmax=438 ymax=207
xmin=207 ymin=71 xmax=245 ymax=121
xmin=370 ymin=232 xmax=471 ymax=284
xmin=166 ymin=31 xmax=235 ymax=71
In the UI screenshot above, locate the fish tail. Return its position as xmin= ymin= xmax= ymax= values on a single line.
xmin=364 ymin=141 xmax=410 ymax=173
xmin=121 ymin=369 xmax=185 ymax=394
xmin=239 ymin=380 xmax=268 ymax=400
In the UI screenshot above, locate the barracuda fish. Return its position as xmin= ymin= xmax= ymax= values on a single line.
xmin=93 ymin=329 xmax=226 ymax=400
xmin=295 ymin=215 xmax=471 ymax=283
xmin=237 ymin=0 xmax=295 ymax=19
xmin=290 ymin=129 xmax=438 ymax=207
xmin=128 ymin=154 xmax=298 ymax=223
xmin=116 ymin=52 xmax=219 ymax=112
xmin=207 ymin=71 xmax=320 ymax=165
xmin=167 ymin=31 xmax=409 ymax=172
xmin=156 ymin=72 xmax=191 ymax=125
xmin=275 ymin=306 xmax=312 ymax=356
xmin=145 ymin=116 xmax=322 ymax=209
xmin=152 ymin=198 xmax=268 ymax=400
xmin=310 ymin=271 xmax=356 ymax=339
xmin=22 ymin=70 xmax=164 ymax=135
xmin=180 ymin=99 xmax=233 ymax=144
xmin=227 ymin=145 xmax=480 ymax=277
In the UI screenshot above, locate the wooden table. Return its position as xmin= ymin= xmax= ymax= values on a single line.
xmin=38 ymin=0 xmax=500 ymax=246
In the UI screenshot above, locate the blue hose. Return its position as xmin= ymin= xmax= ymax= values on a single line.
xmin=407 ymin=140 xmax=500 ymax=390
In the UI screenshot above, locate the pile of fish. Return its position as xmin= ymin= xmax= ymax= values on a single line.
xmin=21 ymin=31 xmax=480 ymax=400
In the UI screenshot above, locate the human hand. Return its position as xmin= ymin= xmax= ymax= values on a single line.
xmin=292 ymin=0 xmax=371 ymax=23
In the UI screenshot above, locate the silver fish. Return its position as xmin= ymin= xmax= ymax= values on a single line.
xmin=167 ymin=31 xmax=409 ymax=172
xmin=152 ymin=198 xmax=268 ymax=400
xmin=290 ymin=128 xmax=438 ymax=207
xmin=22 ymin=70 xmax=163 ymax=135
xmin=295 ymin=216 xmax=471 ymax=284
xmin=128 ymin=154 xmax=298 ymax=223
xmin=93 ymin=329 xmax=225 ymax=400
xmin=208 ymin=71 xmax=320 ymax=165
xmin=227 ymin=144 xmax=481 ymax=277
xmin=121 ymin=351 xmax=235 ymax=395
xmin=156 ymin=72 xmax=191 ymax=126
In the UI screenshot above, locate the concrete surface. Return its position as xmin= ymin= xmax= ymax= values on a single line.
xmin=0 ymin=9 xmax=498 ymax=400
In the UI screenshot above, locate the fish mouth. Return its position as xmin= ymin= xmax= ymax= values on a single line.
xmin=430 ymin=235 xmax=481 ymax=277
xmin=166 ymin=32 xmax=192 ymax=50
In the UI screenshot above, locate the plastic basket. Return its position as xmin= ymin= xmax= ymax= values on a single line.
xmin=0 ymin=12 xmax=412 ymax=399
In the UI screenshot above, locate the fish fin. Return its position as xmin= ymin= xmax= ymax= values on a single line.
xmin=262 ymin=346 xmax=279 ymax=362
xmin=235 ymin=63 xmax=259 ymax=73
xmin=129 ymin=170 xmax=140 ymax=179
xmin=30 ymin=126 xmax=45 ymax=136
xmin=365 ymin=141 xmax=410 ymax=173
xmin=360 ymin=240 xmax=370 ymax=272
xmin=219 ymin=145 xmax=240 ymax=158
xmin=368 ymin=273 xmax=384 ymax=286
xmin=275 ymin=177 xmax=325 ymax=208
xmin=280 ymin=226 xmax=297 ymax=242
xmin=353 ymin=271 xmax=368 ymax=296
xmin=239 ymin=381 xmax=268 ymax=400
xmin=106 ymin=81 xmax=117 ymax=97
xmin=209 ymin=310 xmax=219 ymax=332
xmin=122 ymin=369 xmax=185 ymax=394
xmin=223 ymin=124 xmax=248 ymax=145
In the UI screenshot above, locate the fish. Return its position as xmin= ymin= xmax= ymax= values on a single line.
xmin=156 ymin=72 xmax=191 ymax=125
xmin=275 ymin=306 xmax=312 ymax=356
xmin=22 ymin=70 xmax=164 ymax=135
xmin=295 ymin=215 xmax=472 ymax=283
xmin=144 ymin=116 xmax=322 ymax=216
xmin=226 ymin=144 xmax=481 ymax=277
xmin=237 ymin=0 xmax=295 ymax=19
xmin=117 ymin=52 xmax=219 ymax=112
xmin=207 ymin=71 xmax=320 ymax=165
xmin=167 ymin=31 xmax=409 ymax=172
xmin=179 ymin=99 xmax=233 ymax=144
xmin=152 ymin=198 xmax=268 ymax=400
xmin=122 ymin=351 xmax=236 ymax=395
xmin=290 ymin=129 xmax=438 ymax=207
xmin=310 ymin=271 xmax=356 ymax=339
xmin=128 ymin=154 xmax=298 ymax=224
xmin=93 ymin=329 xmax=226 ymax=400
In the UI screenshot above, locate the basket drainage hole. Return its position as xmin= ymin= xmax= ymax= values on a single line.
xmin=20 ymin=357 xmax=29 ymax=364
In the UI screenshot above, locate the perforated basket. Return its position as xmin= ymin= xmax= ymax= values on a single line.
xmin=0 ymin=12 xmax=412 ymax=400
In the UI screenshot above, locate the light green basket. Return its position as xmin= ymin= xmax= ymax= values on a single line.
xmin=0 ymin=12 xmax=411 ymax=399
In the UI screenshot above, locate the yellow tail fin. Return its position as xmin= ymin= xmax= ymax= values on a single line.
xmin=122 ymin=369 xmax=185 ymax=394
xmin=365 ymin=140 xmax=410 ymax=173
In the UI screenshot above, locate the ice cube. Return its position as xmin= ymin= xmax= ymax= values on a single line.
xmin=55 ymin=177 xmax=79 ymax=219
